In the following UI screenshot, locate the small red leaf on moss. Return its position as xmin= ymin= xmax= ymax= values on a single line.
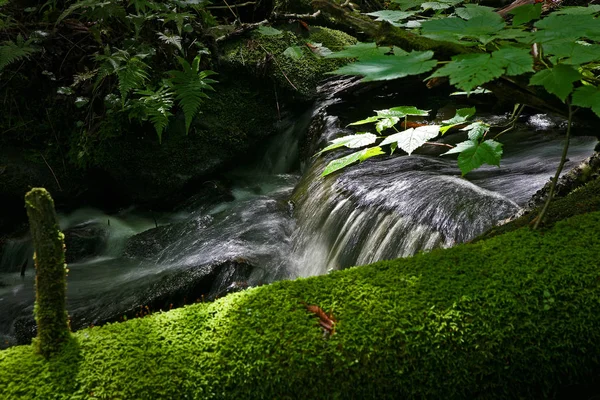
xmin=305 ymin=304 xmax=336 ymax=335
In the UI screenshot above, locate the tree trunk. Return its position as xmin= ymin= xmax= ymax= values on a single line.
xmin=25 ymin=188 xmax=70 ymax=358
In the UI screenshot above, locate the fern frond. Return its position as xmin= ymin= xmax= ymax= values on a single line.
xmin=157 ymin=32 xmax=182 ymax=53
xmin=159 ymin=11 xmax=194 ymax=35
xmin=56 ymin=0 xmax=125 ymax=26
xmin=128 ymin=0 xmax=157 ymax=14
xmin=94 ymin=48 xmax=149 ymax=101
xmin=117 ymin=56 xmax=149 ymax=102
xmin=0 ymin=34 xmax=38 ymax=71
xmin=167 ymin=56 xmax=217 ymax=134
xmin=132 ymin=86 xmax=174 ymax=143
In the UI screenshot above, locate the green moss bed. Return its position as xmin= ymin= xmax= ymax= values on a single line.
xmin=2 ymin=212 xmax=600 ymax=399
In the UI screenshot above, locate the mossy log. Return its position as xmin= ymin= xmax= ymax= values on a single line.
xmin=24 ymin=188 xmax=70 ymax=358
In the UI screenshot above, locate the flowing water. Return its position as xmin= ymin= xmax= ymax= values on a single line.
xmin=0 ymin=79 xmax=597 ymax=347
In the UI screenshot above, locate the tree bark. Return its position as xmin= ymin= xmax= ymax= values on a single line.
xmin=25 ymin=188 xmax=70 ymax=358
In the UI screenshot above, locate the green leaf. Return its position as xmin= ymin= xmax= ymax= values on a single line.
xmin=376 ymin=117 xmax=400 ymax=133
xmin=327 ymin=42 xmax=407 ymax=59
xmin=257 ymin=26 xmax=282 ymax=36
xmin=543 ymin=42 xmax=600 ymax=65
xmin=347 ymin=115 xmax=382 ymax=126
xmin=329 ymin=51 xmax=437 ymax=82
xmin=457 ymin=139 xmax=502 ymax=175
xmin=431 ymin=47 xmax=531 ymax=92
xmin=529 ymin=64 xmax=581 ymax=102
xmin=553 ymin=5 xmax=600 ymax=15
xmin=316 ymin=133 xmax=378 ymax=155
xmin=390 ymin=0 xmax=425 ymax=10
xmin=532 ymin=14 xmax=600 ymax=44
xmin=443 ymin=107 xmax=475 ymax=124
xmin=492 ymin=47 xmax=533 ymax=76
xmin=440 ymin=107 xmax=475 ymax=134
xmin=322 ymin=147 xmax=385 ymax=176
xmin=377 ymin=106 xmax=430 ymax=118
xmin=454 ymin=4 xmax=496 ymax=20
xmin=366 ymin=10 xmax=416 ymax=25
xmin=421 ymin=0 xmax=462 ymax=10
xmin=430 ymin=53 xmax=505 ymax=92
xmin=380 ymin=125 xmax=440 ymax=155
xmin=461 ymin=121 xmax=488 ymax=141
xmin=442 ymin=139 xmax=476 ymax=155
xmin=509 ymin=3 xmax=542 ymax=26
xmin=572 ymin=85 xmax=600 ymax=118
xmin=283 ymin=46 xmax=305 ymax=59
xmin=443 ymin=139 xmax=502 ymax=175
xmin=420 ymin=15 xmax=505 ymax=44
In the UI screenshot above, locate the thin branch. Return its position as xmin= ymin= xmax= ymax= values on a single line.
xmin=207 ymin=1 xmax=256 ymax=9
xmin=215 ymin=19 xmax=269 ymax=42
xmin=533 ymin=103 xmax=573 ymax=230
xmin=257 ymin=43 xmax=298 ymax=91
xmin=39 ymin=152 xmax=63 ymax=192
xmin=271 ymin=10 xmax=322 ymax=20
xmin=492 ymin=104 xmax=525 ymax=140
xmin=222 ymin=0 xmax=242 ymax=25
xmin=425 ymin=142 xmax=453 ymax=148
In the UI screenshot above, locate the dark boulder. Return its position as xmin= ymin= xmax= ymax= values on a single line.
xmin=63 ymin=222 xmax=109 ymax=263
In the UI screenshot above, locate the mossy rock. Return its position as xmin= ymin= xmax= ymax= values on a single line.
xmin=92 ymin=75 xmax=280 ymax=204
xmin=476 ymin=177 xmax=600 ymax=241
xmin=220 ymin=26 xmax=356 ymax=99
xmin=2 ymin=212 xmax=600 ymax=398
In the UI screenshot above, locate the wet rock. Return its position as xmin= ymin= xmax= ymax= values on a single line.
xmin=123 ymin=217 xmax=211 ymax=260
xmin=63 ymin=222 xmax=109 ymax=263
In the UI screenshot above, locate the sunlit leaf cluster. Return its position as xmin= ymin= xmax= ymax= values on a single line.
xmin=318 ymin=106 xmax=501 ymax=177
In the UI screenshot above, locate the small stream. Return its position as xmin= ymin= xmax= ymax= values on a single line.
xmin=1 ymin=79 xmax=597 ymax=348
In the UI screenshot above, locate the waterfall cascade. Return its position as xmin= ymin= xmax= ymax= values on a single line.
xmin=1 ymin=78 xmax=597 ymax=348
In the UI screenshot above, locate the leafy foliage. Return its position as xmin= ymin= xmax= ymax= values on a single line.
xmin=509 ymin=3 xmax=542 ymax=26
xmin=326 ymin=3 xmax=600 ymax=116
xmin=318 ymin=106 xmax=501 ymax=177
xmin=130 ymin=86 xmax=174 ymax=142
xmin=329 ymin=50 xmax=436 ymax=82
xmin=0 ymin=35 xmax=38 ymax=72
xmin=168 ymin=56 xmax=217 ymax=134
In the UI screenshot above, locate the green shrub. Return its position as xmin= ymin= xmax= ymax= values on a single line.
xmin=1 ymin=212 xmax=600 ymax=398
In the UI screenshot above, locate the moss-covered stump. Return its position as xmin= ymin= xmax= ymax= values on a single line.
xmin=221 ymin=26 xmax=356 ymax=99
xmin=24 ymin=188 xmax=70 ymax=358
xmin=477 ymin=177 xmax=600 ymax=241
xmin=2 ymin=212 xmax=600 ymax=398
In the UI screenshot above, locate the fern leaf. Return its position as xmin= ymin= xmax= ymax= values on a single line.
xmin=157 ymin=32 xmax=182 ymax=52
xmin=132 ymin=86 xmax=174 ymax=143
xmin=117 ymin=56 xmax=149 ymax=103
xmin=167 ymin=56 xmax=217 ymax=134
xmin=0 ymin=35 xmax=38 ymax=71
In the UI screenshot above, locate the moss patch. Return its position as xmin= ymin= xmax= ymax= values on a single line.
xmin=221 ymin=26 xmax=356 ymax=99
xmin=2 ymin=212 xmax=600 ymax=398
